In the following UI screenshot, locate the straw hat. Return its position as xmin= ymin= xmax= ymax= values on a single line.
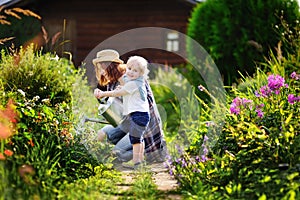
xmin=92 ymin=49 xmax=124 ymax=66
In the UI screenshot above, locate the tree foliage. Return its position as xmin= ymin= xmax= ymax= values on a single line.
xmin=187 ymin=0 xmax=299 ymax=85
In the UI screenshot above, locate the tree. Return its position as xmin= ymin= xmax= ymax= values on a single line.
xmin=187 ymin=0 xmax=299 ymax=86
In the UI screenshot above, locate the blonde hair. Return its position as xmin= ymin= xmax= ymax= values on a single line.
xmin=126 ymin=56 xmax=149 ymax=79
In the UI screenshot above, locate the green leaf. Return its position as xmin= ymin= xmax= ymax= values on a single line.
xmin=258 ymin=194 xmax=267 ymax=200
xmin=260 ymin=175 xmax=271 ymax=183
xmin=252 ymin=158 xmax=262 ymax=164
xmin=225 ymin=185 xmax=232 ymax=194
xmin=287 ymin=172 xmax=299 ymax=181
xmin=285 ymin=112 xmax=293 ymax=124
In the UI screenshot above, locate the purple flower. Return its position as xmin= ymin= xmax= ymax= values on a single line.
xmin=290 ymin=72 xmax=300 ymax=80
xmin=203 ymin=146 xmax=208 ymax=155
xmin=259 ymin=85 xmax=272 ymax=97
xmin=181 ymin=159 xmax=187 ymax=167
xmin=255 ymin=91 xmax=261 ymax=97
xmin=257 ymin=74 xmax=289 ymax=98
xmin=203 ymin=135 xmax=209 ymax=142
xmin=230 ymin=106 xmax=240 ymax=115
xmin=258 ymin=103 xmax=265 ymax=108
xmin=176 ymin=144 xmax=184 ymax=155
xmin=200 ymin=155 xmax=208 ymax=162
xmin=267 ymin=74 xmax=287 ymax=91
xmin=230 ymin=97 xmax=253 ymax=115
xmin=274 ymin=89 xmax=281 ymax=95
xmin=288 ymin=94 xmax=300 ymax=104
xmin=163 ymin=162 xmax=168 ymax=168
xmin=255 ymin=108 xmax=264 ymax=118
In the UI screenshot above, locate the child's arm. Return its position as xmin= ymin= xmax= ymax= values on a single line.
xmin=94 ymin=87 xmax=128 ymax=99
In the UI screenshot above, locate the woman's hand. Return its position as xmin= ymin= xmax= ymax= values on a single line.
xmin=94 ymin=88 xmax=103 ymax=99
xmin=115 ymin=85 xmax=123 ymax=90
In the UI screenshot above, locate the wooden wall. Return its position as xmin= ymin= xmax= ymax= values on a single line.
xmin=34 ymin=0 xmax=194 ymax=86
xmin=36 ymin=0 xmax=193 ymax=64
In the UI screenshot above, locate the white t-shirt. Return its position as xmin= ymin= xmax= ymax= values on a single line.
xmin=122 ymin=80 xmax=149 ymax=115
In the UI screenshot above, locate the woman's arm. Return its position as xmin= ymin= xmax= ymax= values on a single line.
xmin=118 ymin=75 xmax=125 ymax=86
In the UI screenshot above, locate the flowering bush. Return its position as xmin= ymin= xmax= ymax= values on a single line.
xmin=165 ymin=70 xmax=300 ymax=199
xmin=0 ymin=46 xmax=100 ymax=199
xmin=227 ymin=73 xmax=300 ymax=164
xmin=0 ymin=99 xmax=18 ymax=199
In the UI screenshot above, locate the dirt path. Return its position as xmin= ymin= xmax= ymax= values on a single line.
xmin=114 ymin=162 xmax=182 ymax=199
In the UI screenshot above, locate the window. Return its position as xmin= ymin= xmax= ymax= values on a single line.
xmin=166 ymin=32 xmax=179 ymax=52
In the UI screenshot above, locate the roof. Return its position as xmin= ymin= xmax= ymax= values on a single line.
xmin=183 ymin=0 xmax=205 ymax=4
xmin=0 ymin=0 xmax=20 ymax=7
xmin=1 ymin=0 xmax=205 ymax=8
xmin=0 ymin=0 xmax=36 ymax=8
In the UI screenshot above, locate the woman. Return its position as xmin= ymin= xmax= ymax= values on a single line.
xmin=92 ymin=49 xmax=167 ymax=164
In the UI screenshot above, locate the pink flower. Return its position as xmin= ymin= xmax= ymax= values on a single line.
xmin=290 ymin=72 xmax=300 ymax=80
xmin=255 ymin=109 xmax=264 ymax=118
xmin=267 ymin=74 xmax=287 ymax=91
xmin=230 ymin=97 xmax=253 ymax=115
xmin=288 ymin=94 xmax=300 ymax=104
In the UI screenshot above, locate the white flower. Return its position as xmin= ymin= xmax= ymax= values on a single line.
xmin=33 ymin=96 xmax=40 ymax=101
xmin=50 ymin=54 xmax=60 ymax=61
xmin=42 ymin=98 xmax=50 ymax=104
xmin=17 ymin=89 xmax=26 ymax=97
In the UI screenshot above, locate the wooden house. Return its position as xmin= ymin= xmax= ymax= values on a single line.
xmin=2 ymin=0 xmax=198 ymax=85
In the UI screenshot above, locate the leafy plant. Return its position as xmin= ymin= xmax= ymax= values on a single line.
xmin=0 ymin=45 xmax=75 ymax=105
xmin=187 ymin=0 xmax=299 ymax=85
xmin=57 ymin=165 xmax=122 ymax=199
xmin=0 ymin=46 xmax=101 ymax=199
xmin=166 ymin=41 xmax=300 ymax=199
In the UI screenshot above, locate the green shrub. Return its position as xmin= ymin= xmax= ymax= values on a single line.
xmin=187 ymin=0 xmax=299 ymax=85
xmin=0 ymin=45 xmax=74 ymax=105
xmin=0 ymin=46 xmax=100 ymax=199
xmin=57 ymin=164 xmax=121 ymax=200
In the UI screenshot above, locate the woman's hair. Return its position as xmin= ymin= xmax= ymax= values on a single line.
xmin=95 ymin=62 xmax=126 ymax=86
xmin=127 ymin=56 xmax=149 ymax=79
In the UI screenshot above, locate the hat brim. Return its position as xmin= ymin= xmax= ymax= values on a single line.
xmin=92 ymin=57 xmax=124 ymax=66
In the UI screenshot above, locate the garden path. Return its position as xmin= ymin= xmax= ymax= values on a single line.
xmin=114 ymin=162 xmax=182 ymax=199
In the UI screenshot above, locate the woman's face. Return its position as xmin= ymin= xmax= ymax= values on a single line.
xmin=96 ymin=62 xmax=108 ymax=77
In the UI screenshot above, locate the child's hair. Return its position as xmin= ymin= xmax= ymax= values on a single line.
xmin=126 ymin=56 xmax=149 ymax=79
